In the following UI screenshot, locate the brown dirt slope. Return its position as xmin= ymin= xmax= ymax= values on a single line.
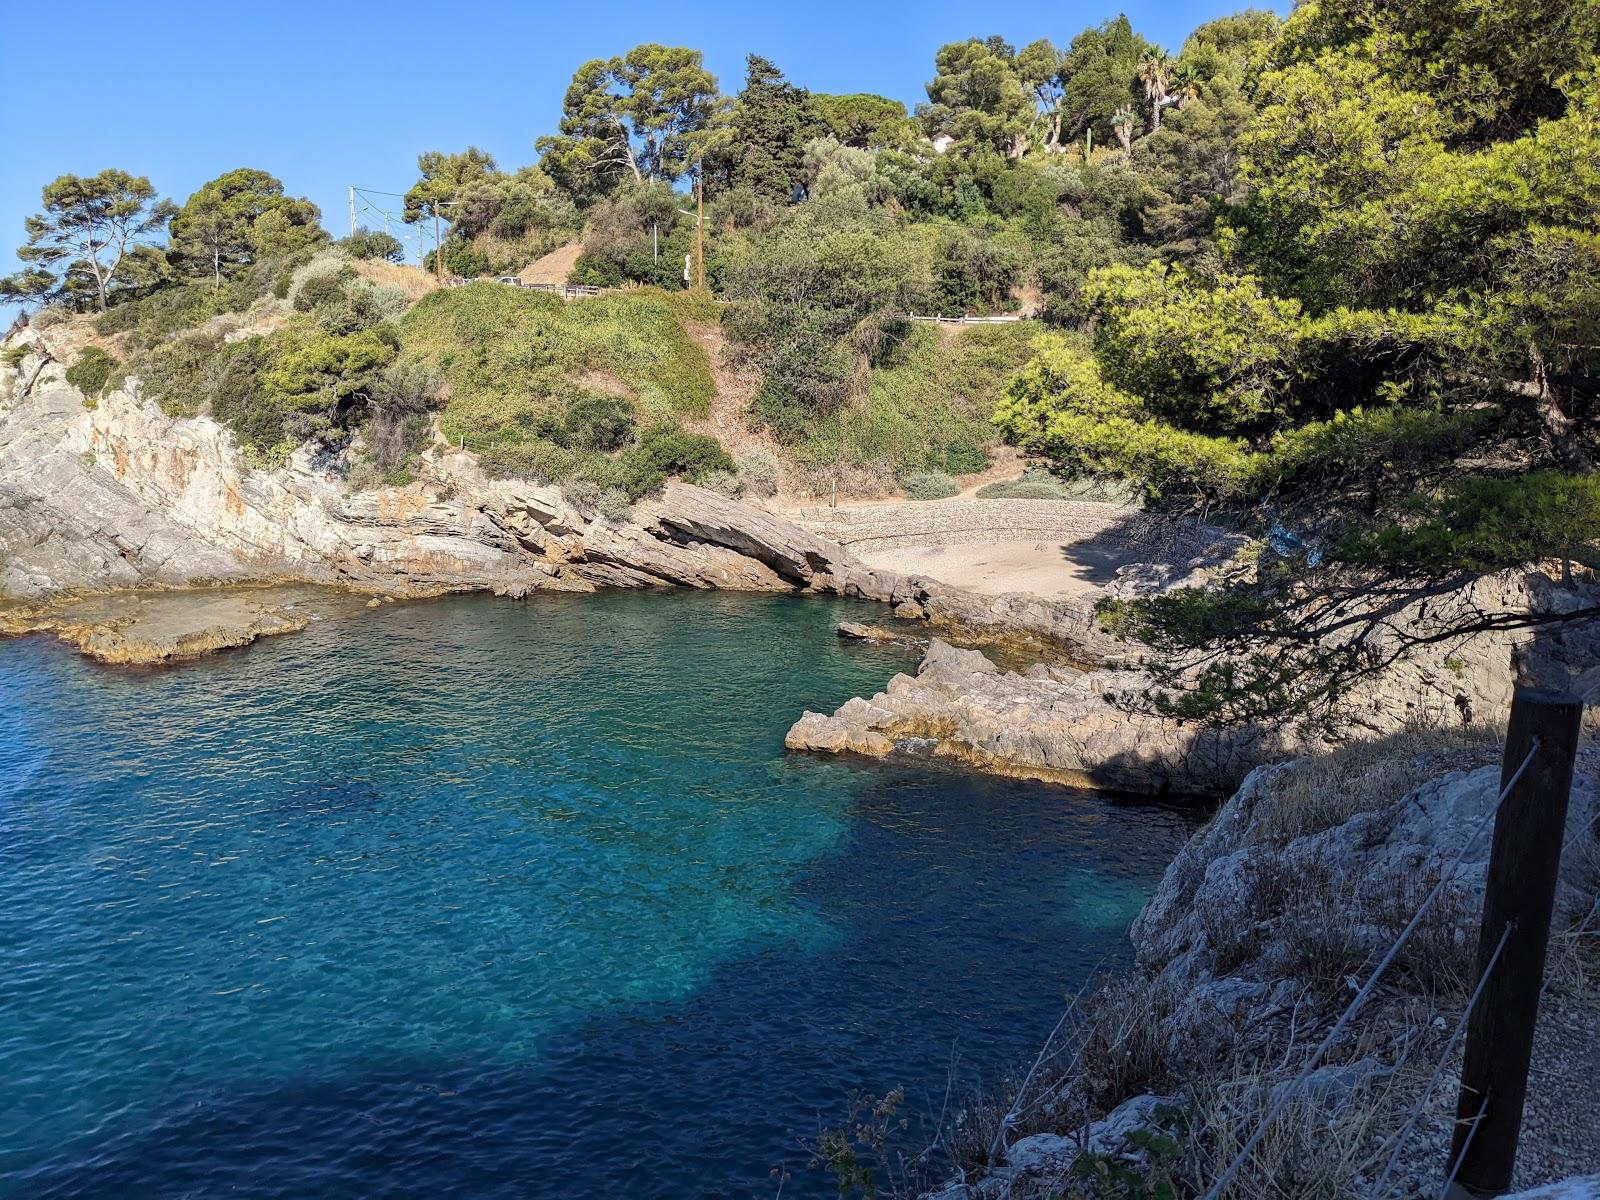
xmin=518 ymin=243 xmax=584 ymax=286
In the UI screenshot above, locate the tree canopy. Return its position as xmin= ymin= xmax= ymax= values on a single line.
xmin=3 ymin=170 xmax=176 ymax=310
xmin=168 ymin=168 xmax=325 ymax=286
xmin=537 ymin=45 xmax=723 ymax=194
xmin=705 ymin=55 xmax=821 ymax=200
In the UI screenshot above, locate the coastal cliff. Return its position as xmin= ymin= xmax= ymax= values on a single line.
xmin=0 ymin=326 xmax=1191 ymax=676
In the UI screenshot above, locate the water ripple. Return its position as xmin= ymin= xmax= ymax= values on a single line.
xmin=0 ymin=591 xmax=1198 ymax=1198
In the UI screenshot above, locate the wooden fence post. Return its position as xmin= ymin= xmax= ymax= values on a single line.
xmin=1445 ymin=687 xmax=1583 ymax=1198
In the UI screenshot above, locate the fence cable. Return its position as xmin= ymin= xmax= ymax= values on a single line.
xmin=1370 ymin=919 xmax=1515 ymax=1198
xmin=1439 ymin=1091 xmax=1493 ymax=1200
xmin=1201 ymin=738 xmax=1540 ymax=1200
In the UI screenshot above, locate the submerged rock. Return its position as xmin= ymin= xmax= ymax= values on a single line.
xmin=0 ymin=586 xmax=358 ymax=664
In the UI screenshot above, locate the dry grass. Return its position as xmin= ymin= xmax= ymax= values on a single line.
xmin=1249 ymin=725 xmax=1502 ymax=847
xmin=786 ymin=458 xmax=899 ymax=501
xmin=1201 ymin=850 xmax=1478 ymax=997
xmin=32 ymin=311 xmax=121 ymax=362
xmin=1190 ymin=1046 xmax=1421 ymax=1200
xmin=352 ymin=259 xmax=440 ymax=303
xmin=1548 ymin=834 xmax=1600 ymax=998
xmin=518 ymin=241 xmax=584 ymax=286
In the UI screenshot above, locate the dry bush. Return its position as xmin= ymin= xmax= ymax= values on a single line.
xmin=1200 ymin=852 xmax=1477 ymax=998
xmin=1190 ymin=1057 xmax=1415 ymax=1200
xmin=1071 ymin=973 xmax=1189 ymax=1116
xmin=926 ymin=972 xmax=1191 ymax=1186
xmin=788 ymin=458 xmax=898 ymax=500
xmin=351 ymin=259 xmax=439 ymax=303
xmin=1548 ymin=833 xmax=1600 ymax=999
xmin=1250 ymin=726 xmax=1501 ymax=847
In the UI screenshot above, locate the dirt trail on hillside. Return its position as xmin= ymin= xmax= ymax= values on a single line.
xmin=683 ymin=320 xmax=783 ymax=459
xmin=518 ymin=243 xmax=584 ymax=286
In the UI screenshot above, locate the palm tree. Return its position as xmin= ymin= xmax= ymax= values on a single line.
xmin=1137 ymin=52 xmax=1175 ymax=132
xmin=1111 ymin=105 xmax=1136 ymax=154
xmin=1171 ymin=61 xmax=1202 ymax=109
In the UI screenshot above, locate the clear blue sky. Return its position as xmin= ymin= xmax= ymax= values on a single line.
xmin=0 ymin=0 xmax=1286 ymax=289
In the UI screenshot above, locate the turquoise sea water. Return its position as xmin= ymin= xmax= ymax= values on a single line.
xmin=0 ymin=591 xmax=1198 ymax=1198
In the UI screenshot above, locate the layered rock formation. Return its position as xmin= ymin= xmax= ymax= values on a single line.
xmin=929 ymin=750 xmax=1600 ymax=1198
xmin=789 ymin=563 xmax=1598 ymax=797
xmin=0 ymin=333 xmax=865 ymax=600
xmin=2 ymin=330 xmax=1219 ymax=676
xmin=787 ymin=639 xmax=1284 ymax=796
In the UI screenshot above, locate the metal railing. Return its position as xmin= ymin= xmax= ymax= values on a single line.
xmin=897 ymin=311 xmax=1032 ymax=325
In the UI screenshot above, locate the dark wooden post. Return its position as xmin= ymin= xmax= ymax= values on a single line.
xmin=1445 ymin=688 xmax=1583 ymax=1198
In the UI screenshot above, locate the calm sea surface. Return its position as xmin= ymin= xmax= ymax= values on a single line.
xmin=0 ymin=590 xmax=1198 ymax=1198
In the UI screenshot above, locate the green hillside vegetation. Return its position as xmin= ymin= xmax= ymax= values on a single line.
xmin=785 ymin=321 xmax=1037 ymax=474
xmin=396 ymin=283 xmax=721 ymax=495
xmin=4 ymin=1 xmax=1596 ymax=570
xmin=400 ymin=284 xmax=713 ymax=441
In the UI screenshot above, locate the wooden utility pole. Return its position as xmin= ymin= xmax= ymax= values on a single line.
xmin=1445 ymin=688 xmax=1583 ymax=1198
xmin=694 ymin=170 xmax=706 ymax=292
xmin=434 ymin=209 xmax=443 ymax=284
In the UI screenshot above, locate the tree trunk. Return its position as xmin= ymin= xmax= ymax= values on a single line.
xmin=86 ymin=236 xmax=108 ymax=311
xmin=1528 ymin=344 xmax=1593 ymax=473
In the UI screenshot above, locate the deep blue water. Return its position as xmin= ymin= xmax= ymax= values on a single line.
xmin=0 ymin=591 xmax=1198 ymax=1199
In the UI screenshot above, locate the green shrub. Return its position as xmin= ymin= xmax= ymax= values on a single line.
xmin=561 ymin=390 xmax=636 ymax=451
xmin=479 ymin=439 xmax=577 ymax=483
xmin=2 ymin=344 xmax=29 ymax=368
xmin=934 ymin=437 xmax=989 ymax=475
xmin=901 ymin=470 xmax=959 ymax=500
xmin=571 ymin=254 xmax=625 ymax=288
xmin=444 ymin=241 xmax=490 ymax=278
xmin=66 ymin=346 xmax=120 ymax=402
xmin=135 ymin=330 xmax=223 ymax=417
xmin=618 ymin=423 xmax=736 ymax=499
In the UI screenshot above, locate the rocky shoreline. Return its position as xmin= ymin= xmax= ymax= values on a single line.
xmin=788 ymin=638 xmax=1287 ymax=796
xmin=6 ymin=328 xmax=1598 ymax=1197
xmin=2 ymin=327 xmax=1583 ymax=794
xmin=0 ymin=328 xmax=1168 ymax=680
xmin=923 ymin=745 xmax=1600 ymax=1198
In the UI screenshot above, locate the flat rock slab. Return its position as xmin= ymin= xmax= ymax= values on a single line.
xmin=0 ymin=585 xmax=368 ymax=665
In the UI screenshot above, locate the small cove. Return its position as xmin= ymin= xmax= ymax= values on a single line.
xmin=0 ymin=590 xmax=1201 ymax=1198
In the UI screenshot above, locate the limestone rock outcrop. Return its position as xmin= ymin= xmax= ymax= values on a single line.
xmin=0 ymin=586 xmax=342 ymax=664
xmin=0 ymin=334 xmax=867 ymax=604
xmin=787 ymin=638 xmax=1285 ymax=796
